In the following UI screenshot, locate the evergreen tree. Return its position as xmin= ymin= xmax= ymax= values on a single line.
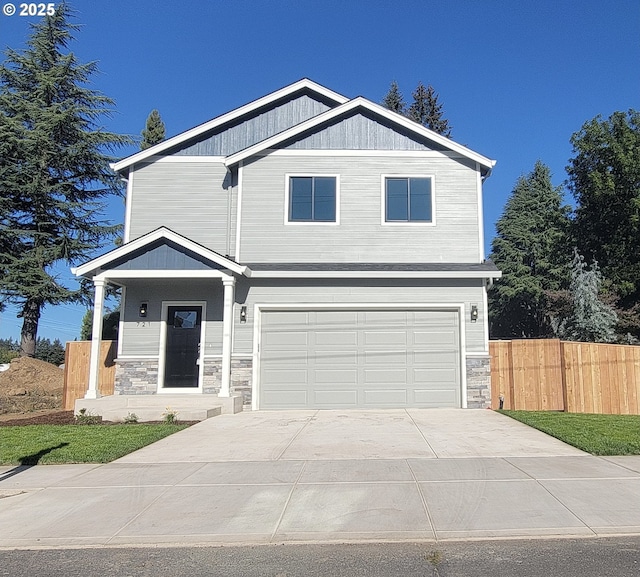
xmin=381 ymin=81 xmax=406 ymax=114
xmin=34 ymin=337 xmax=65 ymax=365
xmin=80 ymin=307 xmax=120 ymax=340
xmin=140 ymin=109 xmax=166 ymax=150
xmin=407 ymin=82 xmax=452 ymax=137
xmin=0 ymin=4 xmax=130 ymax=357
xmin=567 ymin=110 xmax=640 ymax=337
xmin=560 ymin=250 xmax=618 ymax=343
xmin=488 ymin=161 xmax=571 ymax=338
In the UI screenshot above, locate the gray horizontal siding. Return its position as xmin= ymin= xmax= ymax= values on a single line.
xmin=285 ymin=112 xmax=434 ymax=150
xmin=172 ymin=94 xmax=333 ymax=156
xmin=239 ymin=154 xmax=480 ymax=263
xmin=119 ymin=281 xmax=224 ymax=357
xmin=233 ymin=278 xmax=487 ymax=355
xmin=129 ymin=161 xmax=233 ymax=255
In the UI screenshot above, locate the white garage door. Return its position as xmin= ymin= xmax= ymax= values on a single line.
xmin=259 ymin=309 xmax=461 ymax=409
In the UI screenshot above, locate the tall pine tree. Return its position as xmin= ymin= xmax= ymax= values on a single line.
xmin=381 ymin=81 xmax=406 ymax=114
xmin=407 ymin=82 xmax=452 ymax=137
xmin=567 ymin=110 xmax=640 ymax=338
xmin=488 ymin=161 xmax=571 ymax=338
xmin=0 ymin=4 xmax=130 ymax=357
xmin=140 ymin=109 xmax=166 ymax=149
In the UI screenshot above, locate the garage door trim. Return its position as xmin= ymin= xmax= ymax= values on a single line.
xmin=252 ymin=303 xmax=467 ymax=410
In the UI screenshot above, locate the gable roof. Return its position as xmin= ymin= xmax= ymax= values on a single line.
xmin=72 ymin=227 xmax=247 ymax=278
xmin=111 ymin=79 xmax=348 ymax=175
xmin=225 ymin=97 xmax=496 ymax=174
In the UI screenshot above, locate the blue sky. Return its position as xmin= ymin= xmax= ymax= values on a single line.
xmin=0 ymin=0 xmax=638 ymax=342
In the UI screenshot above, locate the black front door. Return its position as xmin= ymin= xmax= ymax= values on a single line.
xmin=164 ymin=306 xmax=202 ymax=388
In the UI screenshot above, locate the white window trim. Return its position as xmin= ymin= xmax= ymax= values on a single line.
xmin=284 ymin=174 xmax=340 ymax=226
xmin=380 ymin=174 xmax=436 ymax=227
xmin=157 ymin=300 xmax=207 ymax=395
xmin=251 ymin=302 xmax=466 ymax=410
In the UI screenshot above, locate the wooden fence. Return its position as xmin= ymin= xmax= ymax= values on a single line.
xmin=490 ymin=339 xmax=640 ymax=414
xmin=62 ymin=341 xmax=116 ymax=410
xmin=63 ymin=338 xmax=640 ymax=414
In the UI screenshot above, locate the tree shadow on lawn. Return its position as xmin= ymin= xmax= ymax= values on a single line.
xmin=0 ymin=443 xmax=70 ymax=483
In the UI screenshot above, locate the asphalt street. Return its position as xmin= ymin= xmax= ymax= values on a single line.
xmin=1 ymin=537 xmax=639 ymax=577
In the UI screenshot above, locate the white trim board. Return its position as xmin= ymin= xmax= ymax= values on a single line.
xmin=247 ymin=270 xmax=501 ymax=279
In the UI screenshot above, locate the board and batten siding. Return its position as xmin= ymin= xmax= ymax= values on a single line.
xmin=232 ymin=278 xmax=487 ymax=355
xmin=239 ymin=154 xmax=480 ymax=263
xmin=128 ymin=161 xmax=234 ymax=255
xmin=172 ymin=94 xmax=334 ymax=157
xmin=119 ymin=281 xmax=224 ymax=357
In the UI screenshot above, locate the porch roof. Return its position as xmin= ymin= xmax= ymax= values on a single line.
xmin=72 ymin=227 xmax=248 ymax=280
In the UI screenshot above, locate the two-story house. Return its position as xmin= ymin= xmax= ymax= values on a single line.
xmin=73 ymin=79 xmax=500 ymax=416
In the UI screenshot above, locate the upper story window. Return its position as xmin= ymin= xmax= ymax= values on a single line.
xmin=383 ymin=176 xmax=434 ymax=224
xmin=287 ymin=175 xmax=338 ymax=224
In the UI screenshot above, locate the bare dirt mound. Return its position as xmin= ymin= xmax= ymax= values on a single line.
xmin=0 ymin=357 xmax=64 ymax=415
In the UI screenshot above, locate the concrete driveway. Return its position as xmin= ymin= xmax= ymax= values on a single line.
xmin=1 ymin=409 xmax=640 ymax=547
xmin=116 ymin=408 xmax=586 ymax=463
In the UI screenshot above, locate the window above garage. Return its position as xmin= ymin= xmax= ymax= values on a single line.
xmin=286 ymin=175 xmax=339 ymax=224
xmin=382 ymin=175 xmax=435 ymax=225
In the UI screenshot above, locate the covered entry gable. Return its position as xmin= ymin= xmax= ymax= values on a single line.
xmin=72 ymin=227 xmax=247 ymax=281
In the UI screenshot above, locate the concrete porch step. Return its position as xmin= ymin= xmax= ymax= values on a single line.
xmin=96 ymin=406 xmax=222 ymax=423
xmin=74 ymin=394 xmax=243 ymax=423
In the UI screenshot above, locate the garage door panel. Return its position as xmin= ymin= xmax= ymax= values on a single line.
xmin=260 ymin=309 xmax=460 ymax=409
xmin=262 ymin=389 xmax=308 ymax=407
xmin=414 ymin=367 xmax=458 ymax=380
xmin=263 ymin=331 xmax=309 ymax=347
xmin=316 ymin=311 xmax=358 ymax=326
xmin=315 ymin=331 xmax=358 ymax=346
xmin=364 ymin=389 xmax=408 ymax=405
xmin=363 ymin=311 xmax=407 ymax=325
xmin=413 ymin=350 xmax=458 ymax=364
xmin=364 ymin=350 xmax=407 ymax=364
xmin=314 ymin=369 xmax=358 ymax=384
xmin=363 ymin=331 xmax=407 ymax=346
xmin=263 ymin=368 xmax=309 ymax=384
xmin=414 ymin=311 xmax=458 ymax=325
xmin=314 ymin=390 xmax=358 ymax=406
xmin=363 ymin=368 xmax=408 ymax=384
xmin=413 ymin=330 xmax=457 ymax=347
xmin=314 ymin=350 xmax=358 ymax=365
xmin=414 ymin=389 xmax=459 ymax=405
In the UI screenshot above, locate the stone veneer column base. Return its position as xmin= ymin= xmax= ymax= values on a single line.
xmin=203 ymin=357 xmax=253 ymax=407
xmin=466 ymin=355 xmax=491 ymax=409
xmin=114 ymin=359 xmax=159 ymax=395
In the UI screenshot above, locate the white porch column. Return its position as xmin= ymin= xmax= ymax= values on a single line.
xmin=219 ymin=277 xmax=236 ymax=397
xmin=85 ymin=278 xmax=106 ymax=399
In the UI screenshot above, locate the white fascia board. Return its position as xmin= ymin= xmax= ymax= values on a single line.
xmin=94 ymin=270 xmax=234 ymax=281
xmin=225 ymin=97 xmax=496 ymax=172
xmin=73 ymin=227 xmax=247 ymax=277
xmin=248 ymin=270 xmax=502 ymax=279
xmin=111 ymin=79 xmax=349 ymax=174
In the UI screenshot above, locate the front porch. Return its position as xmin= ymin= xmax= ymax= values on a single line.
xmin=69 ymin=228 xmax=251 ymax=421
xmin=74 ymin=393 xmax=243 ymax=422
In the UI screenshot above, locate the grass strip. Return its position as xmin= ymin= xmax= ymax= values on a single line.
xmin=501 ymin=410 xmax=640 ymax=455
xmin=0 ymin=424 xmax=190 ymax=465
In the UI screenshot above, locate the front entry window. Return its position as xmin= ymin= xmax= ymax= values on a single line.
xmin=164 ymin=306 xmax=202 ymax=388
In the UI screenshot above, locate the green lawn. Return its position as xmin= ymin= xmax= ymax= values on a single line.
xmin=501 ymin=410 xmax=640 ymax=455
xmin=0 ymin=424 xmax=190 ymax=465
